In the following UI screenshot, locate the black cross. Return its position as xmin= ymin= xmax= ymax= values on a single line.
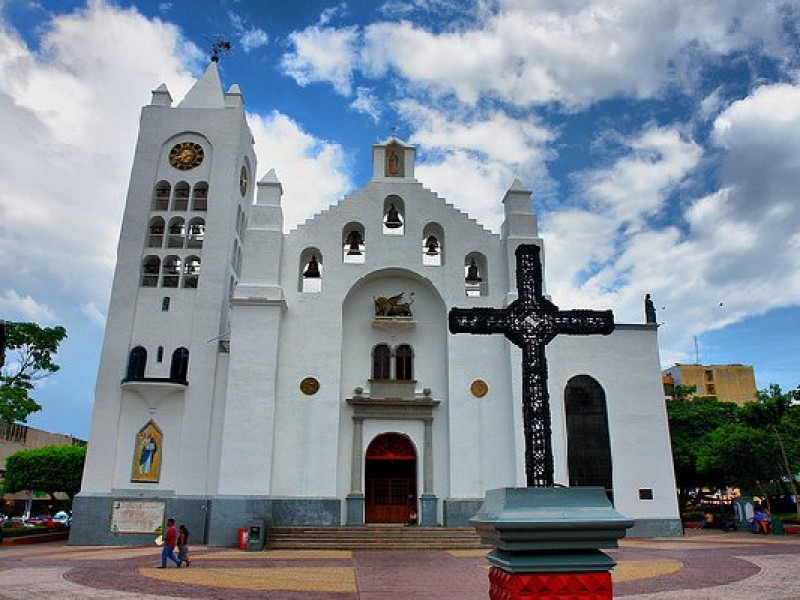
xmin=449 ymin=244 xmax=614 ymax=487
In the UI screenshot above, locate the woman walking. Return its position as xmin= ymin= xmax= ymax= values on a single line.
xmin=177 ymin=524 xmax=191 ymax=567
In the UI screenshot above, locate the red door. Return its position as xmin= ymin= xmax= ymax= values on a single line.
xmin=365 ymin=433 xmax=417 ymax=524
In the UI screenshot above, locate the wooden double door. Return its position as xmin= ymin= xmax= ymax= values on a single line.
xmin=365 ymin=434 xmax=417 ymax=524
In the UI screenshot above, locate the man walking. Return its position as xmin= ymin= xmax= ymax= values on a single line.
xmin=159 ymin=518 xmax=182 ymax=568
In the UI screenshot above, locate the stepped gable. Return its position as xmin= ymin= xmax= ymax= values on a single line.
xmin=286 ymin=178 xmax=500 ymax=240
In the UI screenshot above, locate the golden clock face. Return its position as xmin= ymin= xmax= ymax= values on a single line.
xmin=169 ymin=142 xmax=204 ymax=170
xmin=240 ymin=165 xmax=248 ymax=196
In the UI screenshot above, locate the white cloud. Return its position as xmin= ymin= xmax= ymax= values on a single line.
xmin=0 ymin=290 xmax=56 ymax=322
xmin=350 ymin=86 xmax=381 ymax=121
xmin=0 ymin=4 xmax=199 ymax=315
xmin=282 ymin=26 xmax=359 ymax=95
xmin=81 ymin=301 xmax=106 ymax=328
xmin=240 ymin=28 xmax=268 ymax=52
xmin=284 ymin=1 xmax=794 ymax=108
xmin=247 ymin=111 xmax=351 ymax=231
xmin=228 ymin=9 xmax=269 ymax=53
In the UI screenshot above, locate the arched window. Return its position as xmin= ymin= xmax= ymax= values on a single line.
xmin=565 ymin=375 xmax=613 ymax=502
xmin=183 ymin=256 xmax=201 ymax=288
xmin=153 ymin=181 xmax=170 ymax=210
xmin=147 ymin=217 xmax=165 ymax=248
xmin=299 ymin=248 xmax=322 ymax=293
xmin=372 ymin=344 xmax=391 ymax=380
xmin=186 ymin=218 xmax=205 ymax=249
xmin=395 ymin=345 xmax=413 ymax=381
xmin=141 ymin=256 xmax=160 ymax=287
xmin=126 ymin=346 xmax=147 ymax=380
xmin=343 ymin=222 xmax=365 ymax=264
xmin=162 ymin=255 xmax=181 ymax=288
xmin=167 ymin=217 xmax=185 ymax=248
xmin=422 ymin=222 xmax=444 ymax=266
xmin=383 ymin=195 xmax=405 ymax=235
xmin=170 ymin=347 xmax=189 ymax=383
xmin=173 ymin=182 xmax=190 ymax=210
xmin=465 ymin=252 xmax=488 ymax=297
xmin=191 ymin=182 xmax=208 ymax=211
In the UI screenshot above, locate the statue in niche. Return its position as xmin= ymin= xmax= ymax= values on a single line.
xmin=385 ymin=146 xmax=403 ymax=177
xmin=644 ymin=293 xmax=657 ymax=324
xmin=374 ymin=292 xmax=415 ymax=317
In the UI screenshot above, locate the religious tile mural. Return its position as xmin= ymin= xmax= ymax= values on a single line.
xmin=131 ymin=420 xmax=163 ymax=483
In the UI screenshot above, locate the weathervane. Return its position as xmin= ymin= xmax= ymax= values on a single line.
xmin=208 ymin=36 xmax=232 ymax=63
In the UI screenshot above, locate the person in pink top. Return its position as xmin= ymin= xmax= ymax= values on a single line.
xmin=159 ymin=518 xmax=182 ymax=568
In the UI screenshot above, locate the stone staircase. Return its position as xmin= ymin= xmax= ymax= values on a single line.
xmin=267 ymin=526 xmax=490 ymax=550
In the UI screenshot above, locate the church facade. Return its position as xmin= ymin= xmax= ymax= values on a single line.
xmin=72 ymin=62 xmax=681 ymax=546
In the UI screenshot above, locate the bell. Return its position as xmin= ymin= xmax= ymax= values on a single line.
xmin=465 ymin=258 xmax=482 ymax=283
xmin=303 ymin=255 xmax=321 ymax=278
xmin=425 ymin=236 xmax=440 ymax=255
xmin=346 ymin=231 xmax=363 ymax=255
xmin=384 ymin=204 xmax=402 ymax=228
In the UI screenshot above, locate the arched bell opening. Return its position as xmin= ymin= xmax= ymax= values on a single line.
xmin=364 ymin=432 xmax=417 ymax=524
xmin=382 ymin=195 xmax=405 ymax=235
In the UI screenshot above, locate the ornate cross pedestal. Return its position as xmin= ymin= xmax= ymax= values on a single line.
xmin=449 ymin=245 xmax=632 ymax=599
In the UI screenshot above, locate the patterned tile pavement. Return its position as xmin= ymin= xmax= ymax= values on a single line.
xmin=0 ymin=530 xmax=798 ymax=599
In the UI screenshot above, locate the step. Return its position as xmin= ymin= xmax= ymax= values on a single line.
xmin=267 ymin=526 xmax=490 ymax=550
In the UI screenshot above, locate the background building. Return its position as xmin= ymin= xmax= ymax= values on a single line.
xmin=0 ymin=422 xmax=86 ymax=516
xmin=663 ymin=363 xmax=757 ymax=405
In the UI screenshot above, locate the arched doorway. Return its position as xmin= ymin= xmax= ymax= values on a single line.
xmin=565 ymin=375 xmax=614 ymax=502
xmin=365 ymin=433 xmax=417 ymax=524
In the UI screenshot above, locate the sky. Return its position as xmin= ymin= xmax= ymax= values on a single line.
xmin=0 ymin=0 xmax=799 ymax=440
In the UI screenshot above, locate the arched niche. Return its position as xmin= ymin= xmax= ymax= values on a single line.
xmin=565 ymin=375 xmax=614 ymax=502
xmin=464 ymin=252 xmax=488 ymax=297
xmin=422 ymin=222 xmax=444 ymax=266
xmin=343 ymin=222 xmax=366 ymax=264
xmin=299 ymin=247 xmax=323 ymax=293
xmin=383 ymin=195 xmax=405 ymax=235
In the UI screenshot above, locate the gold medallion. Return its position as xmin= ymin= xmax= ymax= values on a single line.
xmin=300 ymin=377 xmax=320 ymax=395
xmin=470 ymin=379 xmax=488 ymax=398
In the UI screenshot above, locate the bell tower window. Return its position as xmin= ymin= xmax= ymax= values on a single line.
xmin=343 ymin=222 xmax=365 ymax=263
xmin=422 ymin=222 xmax=444 ymax=266
xmin=300 ymin=248 xmax=323 ymax=293
xmin=383 ymin=196 xmax=404 ymax=235
xmin=173 ymin=182 xmax=190 ymax=211
xmin=153 ymin=181 xmax=170 ymax=210
xmin=465 ymin=252 xmax=487 ymax=297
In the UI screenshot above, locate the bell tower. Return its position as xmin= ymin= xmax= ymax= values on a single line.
xmin=75 ymin=58 xmax=259 ymax=543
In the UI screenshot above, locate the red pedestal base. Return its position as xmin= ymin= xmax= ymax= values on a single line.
xmin=488 ymin=567 xmax=612 ymax=600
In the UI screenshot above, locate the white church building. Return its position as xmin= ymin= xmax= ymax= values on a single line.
xmin=71 ymin=61 xmax=681 ymax=546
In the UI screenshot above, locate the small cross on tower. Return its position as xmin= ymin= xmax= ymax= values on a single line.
xmin=449 ymin=244 xmax=614 ymax=487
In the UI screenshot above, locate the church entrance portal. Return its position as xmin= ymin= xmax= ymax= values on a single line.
xmin=365 ymin=433 xmax=417 ymax=524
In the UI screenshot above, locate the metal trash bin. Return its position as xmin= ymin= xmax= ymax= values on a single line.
xmin=245 ymin=519 xmax=266 ymax=551
xmin=772 ymin=519 xmax=785 ymax=535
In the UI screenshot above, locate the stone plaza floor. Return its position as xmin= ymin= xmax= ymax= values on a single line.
xmin=0 ymin=529 xmax=799 ymax=599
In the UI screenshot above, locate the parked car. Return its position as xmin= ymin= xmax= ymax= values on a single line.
xmin=51 ymin=512 xmax=71 ymax=528
xmin=26 ymin=515 xmax=53 ymax=526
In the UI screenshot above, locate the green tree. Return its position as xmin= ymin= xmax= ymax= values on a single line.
xmin=0 ymin=321 xmax=67 ymax=423
xmin=666 ymin=387 xmax=741 ymax=506
xmin=3 ymin=445 xmax=86 ymax=499
xmin=741 ymin=384 xmax=800 ymax=514
xmin=697 ymin=422 xmax=784 ymax=493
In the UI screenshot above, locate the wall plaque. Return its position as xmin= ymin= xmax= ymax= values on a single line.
xmin=110 ymin=500 xmax=165 ymax=534
xmin=471 ymin=379 xmax=489 ymax=398
xmin=300 ymin=377 xmax=320 ymax=395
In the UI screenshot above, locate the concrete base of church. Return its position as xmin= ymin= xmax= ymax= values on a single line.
xmin=627 ymin=518 xmax=683 ymax=537
xmin=419 ymin=493 xmax=438 ymax=526
xmin=345 ymin=493 xmax=365 ymax=525
xmin=70 ymin=493 xmax=341 ymax=546
xmin=443 ymin=498 xmax=485 ymax=527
